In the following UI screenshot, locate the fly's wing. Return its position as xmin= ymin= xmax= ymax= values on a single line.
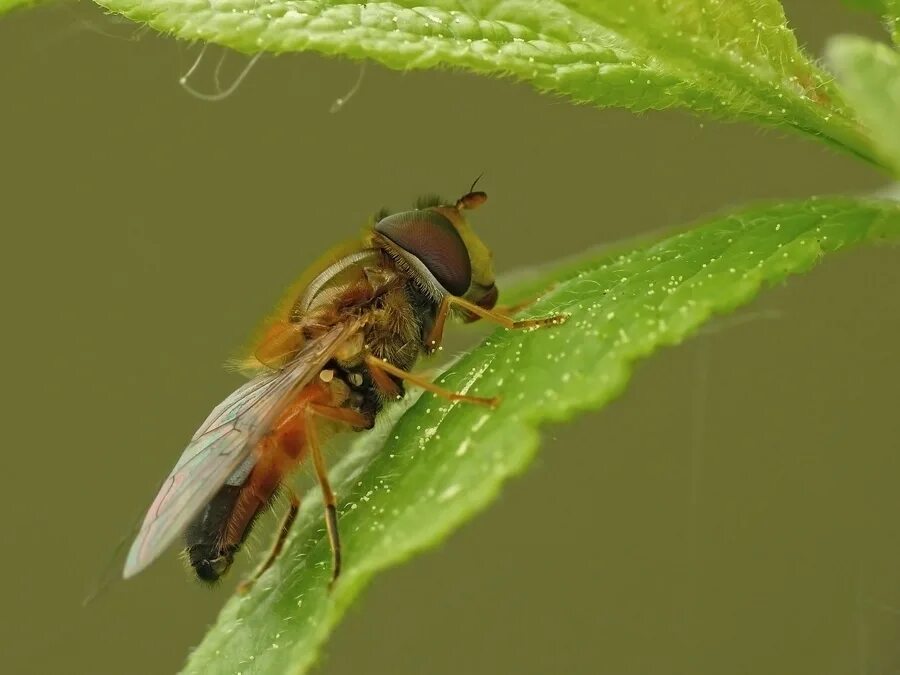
xmin=123 ymin=320 xmax=359 ymax=579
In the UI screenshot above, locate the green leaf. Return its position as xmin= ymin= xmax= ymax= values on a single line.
xmin=828 ymin=36 xmax=900 ymax=176
xmin=557 ymin=0 xmax=874 ymax=159
xmin=887 ymin=0 xmax=900 ymax=44
xmin=92 ymin=0 xmax=882 ymax=168
xmin=0 ymin=0 xmax=44 ymax=15
xmin=842 ymin=0 xmax=900 ymax=44
xmin=183 ymin=198 xmax=900 ymax=675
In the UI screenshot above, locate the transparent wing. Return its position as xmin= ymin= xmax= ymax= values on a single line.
xmin=123 ymin=321 xmax=358 ymax=579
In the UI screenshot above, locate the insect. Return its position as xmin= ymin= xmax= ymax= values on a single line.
xmin=123 ymin=189 xmax=566 ymax=588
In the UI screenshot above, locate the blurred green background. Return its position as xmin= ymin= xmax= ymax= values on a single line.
xmin=3 ymin=2 xmax=900 ymax=673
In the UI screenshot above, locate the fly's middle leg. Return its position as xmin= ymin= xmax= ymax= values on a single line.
xmin=365 ymin=354 xmax=499 ymax=408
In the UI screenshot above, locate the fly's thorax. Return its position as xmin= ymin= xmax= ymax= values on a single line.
xmin=322 ymin=363 xmax=381 ymax=427
xmin=320 ymin=281 xmax=437 ymax=426
xmin=364 ymin=283 xmax=431 ymax=370
xmin=291 ymin=249 xmax=385 ymax=318
xmin=333 ymin=330 xmax=365 ymax=365
xmin=317 ymin=367 xmax=357 ymax=413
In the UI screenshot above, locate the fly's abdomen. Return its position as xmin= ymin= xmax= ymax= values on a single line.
xmin=184 ymin=425 xmax=305 ymax=583
xmin=184 ymin=484 xmax=245 ymax=582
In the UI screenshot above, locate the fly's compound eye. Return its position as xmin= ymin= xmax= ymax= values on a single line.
xmin=375 ymin=209 xmax=472 ymax=296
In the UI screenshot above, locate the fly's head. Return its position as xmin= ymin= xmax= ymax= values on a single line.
xmin=371 ymin=189 xmax=497 ymax=314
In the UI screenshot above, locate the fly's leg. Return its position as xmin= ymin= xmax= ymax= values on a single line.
xmin=366 ymin=359 xmax=404 ymax=399
xmin=449 ymin=294 xmax=567 ymax=331
xmin=234 ymin=403 xmax=306 ymax=594
xmin=306 ymin=404 xmax=371 ymax=589
xmin=364 ymin=354 xmax=500 ymax=408
xmin=238 ymin=401 xmax=370 ymax=593
xmin=492 ymin=286 xmax=558 ymax=316
xmin=237 ymin=487 xmax=300 ymax=595
xmin=423 ymin=295 xmax=452 ymax=354
xmin=424 ymin=293 xmax=567 ymax=353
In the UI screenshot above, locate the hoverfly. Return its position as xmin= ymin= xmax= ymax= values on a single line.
xmin=123 ymin=189 xmax=565 ymax=588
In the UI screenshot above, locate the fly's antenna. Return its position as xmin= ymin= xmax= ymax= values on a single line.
xmin=456 ymin=172 xmax=488 ymax=211
xmin=330 ymin=62 xmax=367 ymax=113
xmin=179 ymin=45 xmax=262 ymax=102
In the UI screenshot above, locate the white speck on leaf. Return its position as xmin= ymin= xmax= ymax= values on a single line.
xmin=456 ymin=438 xmax=471 ymax=456
xmin=437 ymin=484 xmax=462 ymax=502
xmin=472 ymin=414 xmax=490 ymax=432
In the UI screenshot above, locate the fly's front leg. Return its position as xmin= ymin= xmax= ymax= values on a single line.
xmin=424 ymin=292 xmax=566 ymax=353
xmin=491 ymin=284 xmax=559 ymax=317
xmin=424 ymin=295 xmax=453 ymax=354
xmin=448 ymin=294 xmax=567 ymax=331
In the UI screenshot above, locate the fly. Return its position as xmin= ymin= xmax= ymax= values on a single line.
xmin=123 ymin=188 xmax=566 ymax=589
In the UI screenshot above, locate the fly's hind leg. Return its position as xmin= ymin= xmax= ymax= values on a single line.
xmin=306 ymin=404 xmax=371 ymax=589
xmin=238 ymin=402 xmax=370 ymax=594
xmin=237 ymin=487 xmax=300 ymax=595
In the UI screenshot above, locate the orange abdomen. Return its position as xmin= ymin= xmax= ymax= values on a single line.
xmin=184 ymin=380 xmax=331 ymax=581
